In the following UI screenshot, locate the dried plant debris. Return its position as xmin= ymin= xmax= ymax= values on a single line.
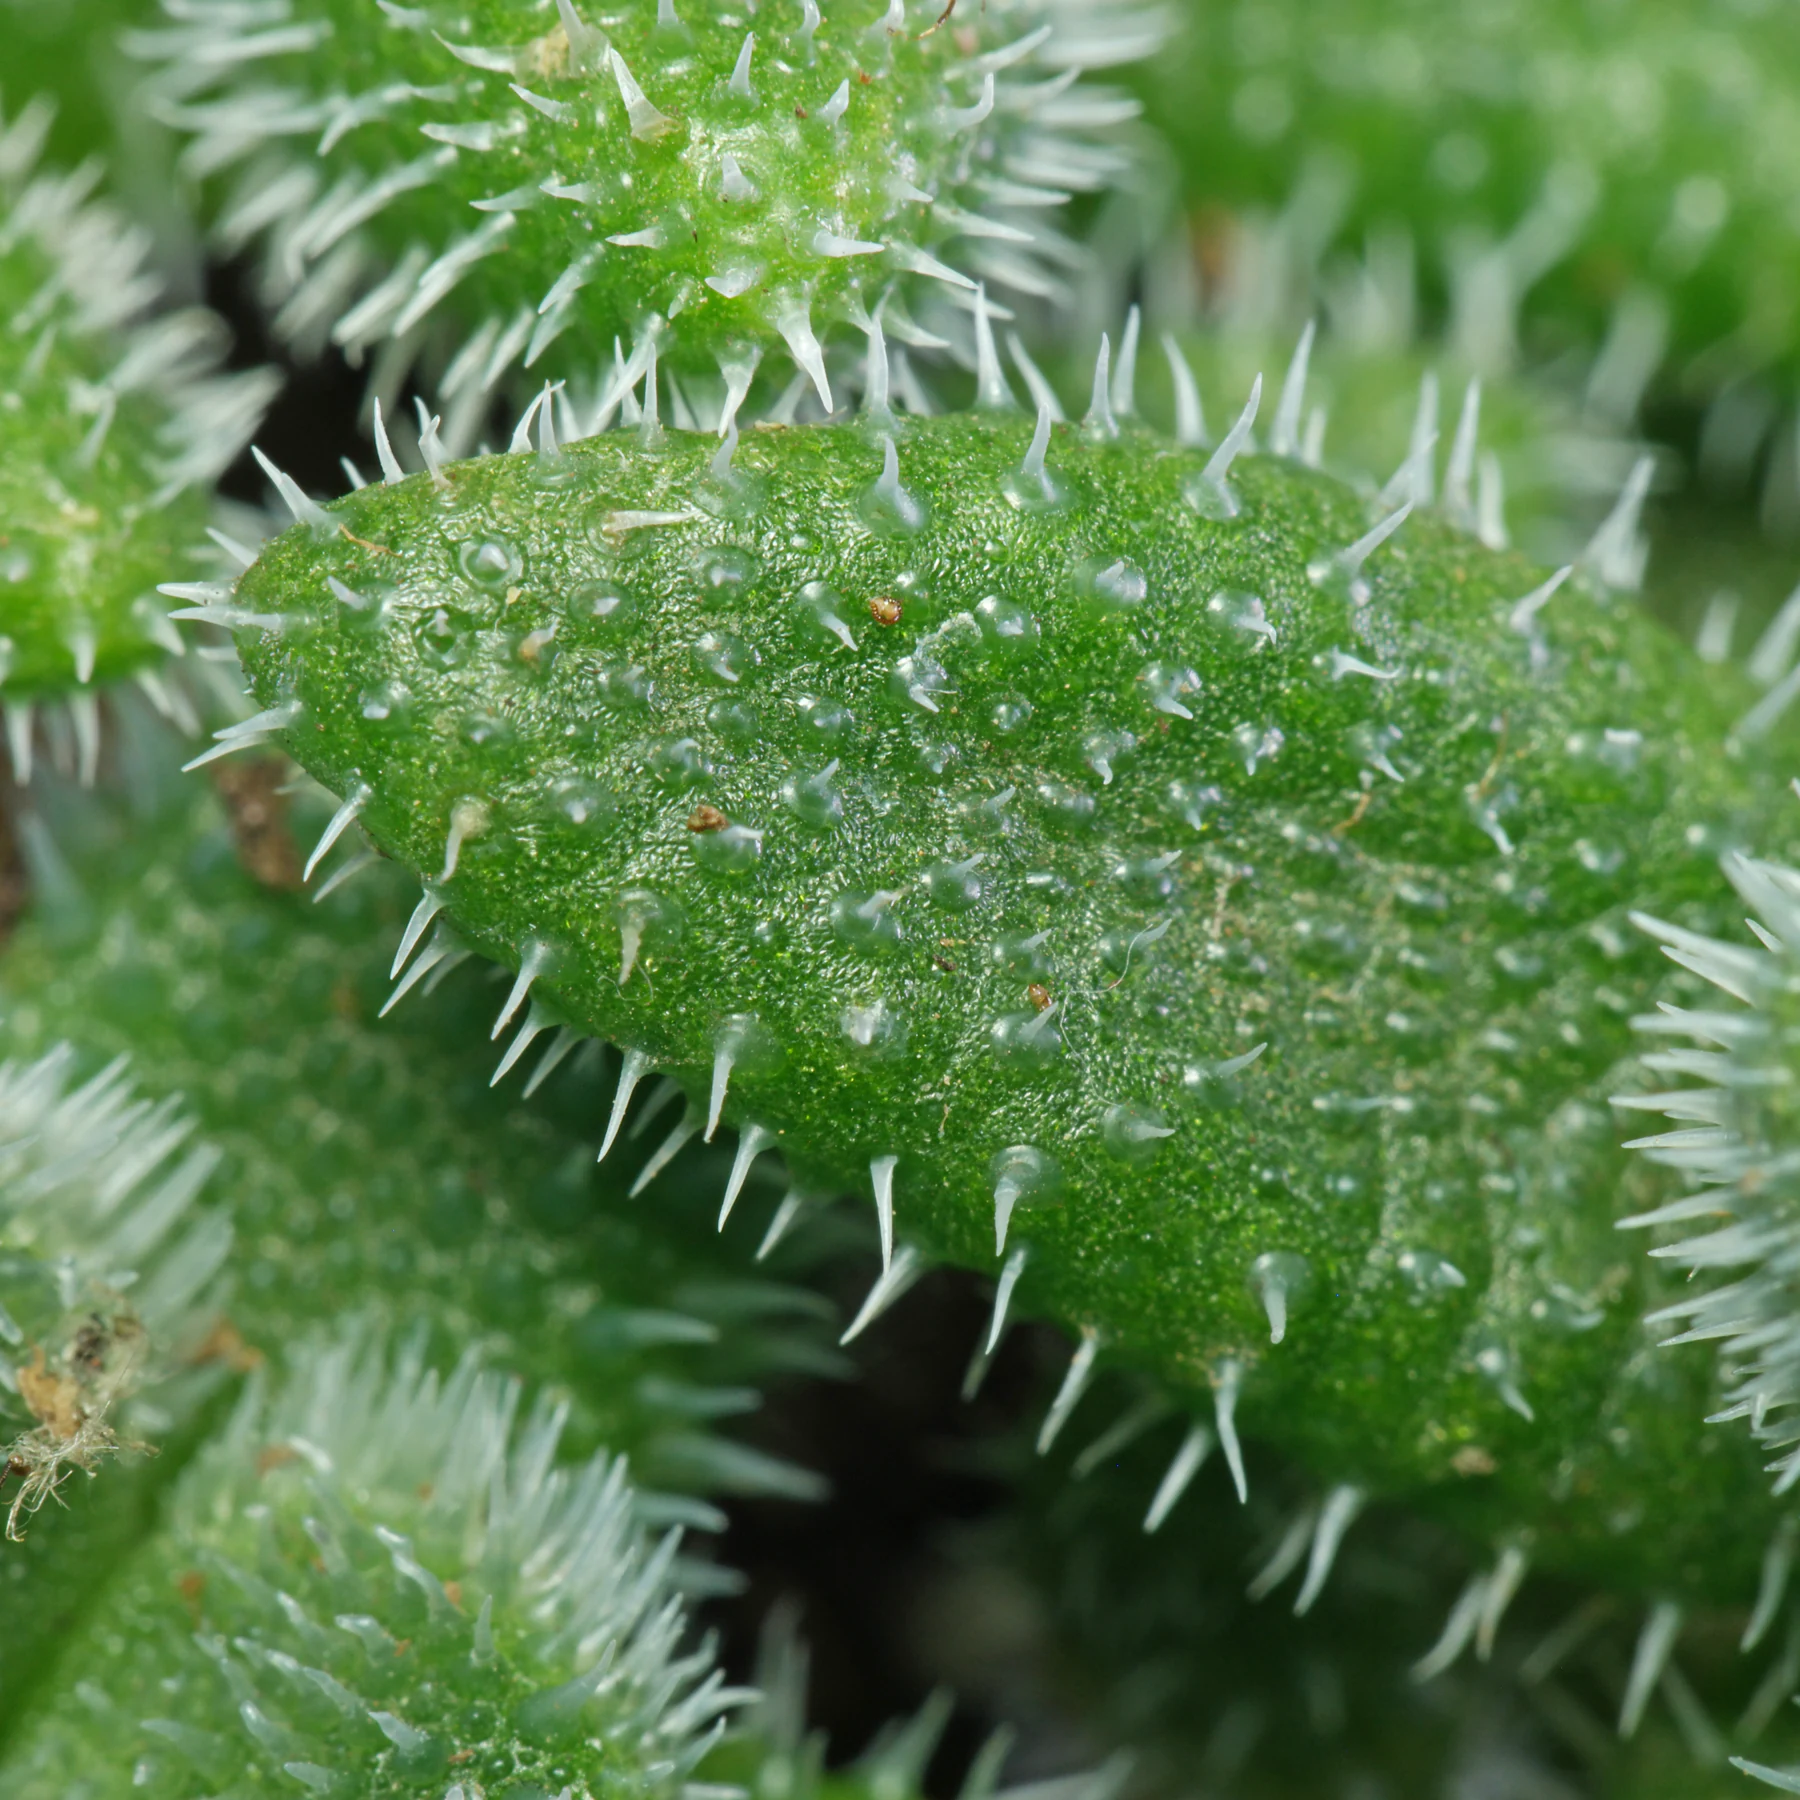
xmin=0 ymin=1043 xmax=230 ymax=1536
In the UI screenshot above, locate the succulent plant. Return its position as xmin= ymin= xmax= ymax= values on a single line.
xmin=210 ymin=390 xmax=1800 ymax=1620
xmin=8 ymin=0 xmax=1800 ymax=1792
xmin=0 ymin=101 xmax=274 ymax=772
xmin=130 ymin=0 xmax=1162 ymax=432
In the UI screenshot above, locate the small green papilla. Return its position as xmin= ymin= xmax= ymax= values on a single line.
xmin=0 ymin=117 xmax=272 ymax=713
xmin=223 ymin=409 xmax=1798 ymax=1608
xmin=131 ymin=0 xmax=1157 ymax=419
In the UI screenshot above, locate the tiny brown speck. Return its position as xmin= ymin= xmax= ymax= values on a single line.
xmin=1451 ymin=1445 xmax=1497 ymax=1477
xmin=868 ymin=595 xmax=902 ymax=626
xmin=857 ymin=68 xmax=872 ymax=82
xmin=189 ymin=1318 xmax=263 ymax=1373
xmin=176 ymin=1571 xmax=207 ymax=1621
xmin=1027 ymin=982 xmax=1052 ymax=1011
xmin=211 ymin=758 xmax=303 ymax=890
xmin=687 ymin=804 xmax=728 ymax=833
xmin=794 ymin=104 xmax=808 ymax=118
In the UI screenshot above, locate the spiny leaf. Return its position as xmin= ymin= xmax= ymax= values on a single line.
xmin=0 ymin=743 xmax=835 ymax=1733
xmin=130 ymin=0 xmax=1160 ymax=420
xmin=0 ymin=1328 xmax=751 ymax=1800
xmin=3 ymin=1317 xmax=1120 ymax=1800
xmin=222 ymin=409 xmax=1800 ymax=1608
xmin=0 ymin=108 xmax=274 ymax=711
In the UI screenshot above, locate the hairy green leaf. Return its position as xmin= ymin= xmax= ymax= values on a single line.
xmin=131 ymin=0 xmax=1160 ymax=420
xmin=0 ymin=115 xmax=272 ymax=717
xmin=223 ymin=410 xmax=1799 ymax=1606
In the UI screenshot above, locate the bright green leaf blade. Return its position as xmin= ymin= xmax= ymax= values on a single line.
xmin=229 ymin=414 xmax=1799 ymax=1605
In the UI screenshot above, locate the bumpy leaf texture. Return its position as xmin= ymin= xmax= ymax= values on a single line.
xmin=131 ymin=0 xmax=1162 ymax=426
xmin=227 ymin=411 xmax=1799 ymax=1606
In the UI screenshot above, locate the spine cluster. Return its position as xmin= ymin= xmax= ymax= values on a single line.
xmin=1625 ymin=852 xmax=1800 ymax=1485
xmin=4 ymin=1328 xmax=747 ymax=1800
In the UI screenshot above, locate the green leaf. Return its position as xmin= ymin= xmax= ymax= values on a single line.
xmin=224 ymin=409 xmax=1800 ymax=1605
xmin=131 ymin=0 xmax=1162 ymax=416
xmin=0 ymin=118 xmax=273 ymax=712
xmin=0 ymin=739 xmax=836 ymax=1737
